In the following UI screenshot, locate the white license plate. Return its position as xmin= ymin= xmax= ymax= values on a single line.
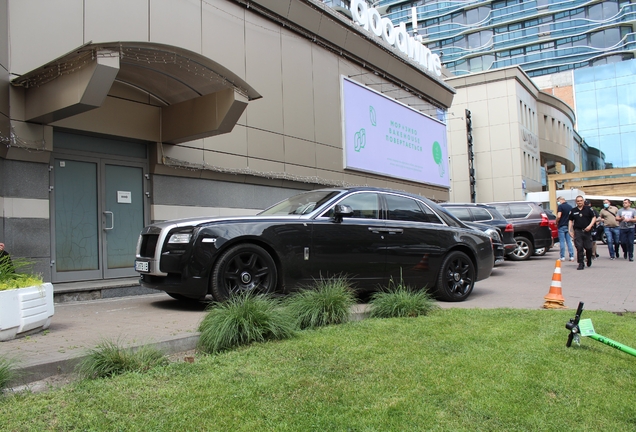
xmin=135 ymin=261 xmax=149 ymax=272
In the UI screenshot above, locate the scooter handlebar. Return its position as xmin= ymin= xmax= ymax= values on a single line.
xmin=566 ymin=301 xmax=585 ymax=347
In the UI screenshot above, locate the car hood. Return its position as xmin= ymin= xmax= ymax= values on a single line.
xmin=149 ymin=214 xmax=305 ymax=230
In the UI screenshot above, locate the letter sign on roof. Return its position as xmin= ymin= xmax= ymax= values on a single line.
xmin=350 ymin=0 xmax=442 ymax=77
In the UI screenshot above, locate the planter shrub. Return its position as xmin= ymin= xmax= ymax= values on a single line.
xmin=0 ymin=356 xmax=15 ymax=392
xmin=285 ymin=276 xmax=356 ymax=329
xmin=76 ymin=340 xmax=169 ymax=379
xmin=369 ymin=280 xmax=439 ymax=318
xmin=198 ymin=294 xmax=295 ymax=354
xmin=0 ymin=283 xmax=54 ymax=341
xmin=0 ymin=256 xmax=53 ymax=342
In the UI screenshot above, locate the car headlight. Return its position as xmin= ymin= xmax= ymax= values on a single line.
xmin=484 ymin=228 xmax=501 ymax=242
xmin=168 ymin=233 xmax=192 ymax=244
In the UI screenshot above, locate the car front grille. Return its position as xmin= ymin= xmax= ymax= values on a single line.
xmin=139 ymin=234 xmax=159 ymax=258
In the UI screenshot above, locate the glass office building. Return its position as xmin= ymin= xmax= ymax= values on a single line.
xmin=381 ymin=0 xmax=635 ymax=77
xmin=378 ymin=0 xmax=636 ymax=171
xmin=574 ymin=58 xmax=636 ymax=169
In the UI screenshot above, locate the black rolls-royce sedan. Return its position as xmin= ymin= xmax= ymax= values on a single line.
xmin=135 ymin=187 xmax=493 ymax=302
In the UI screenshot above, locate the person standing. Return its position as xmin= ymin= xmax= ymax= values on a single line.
xmin=569 ymin=196 xmax=596 ymax=270
xmin=616 ymin=198 xmax=636 ymax=261
xmin=584 ymin=200 xmax=600 ymax=259
xmin=599 ymin=199 xmax=620 ymax=259
xmin=555 ymin=196 xmax=575 ymax=261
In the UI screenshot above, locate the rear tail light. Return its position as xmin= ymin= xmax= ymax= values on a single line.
xmin=505 ymin=223 xmax=514 ymax=232
xmin=540 ymin=213 xmax=549 ymax=227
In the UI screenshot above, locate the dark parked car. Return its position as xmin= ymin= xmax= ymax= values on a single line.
xmin=486 ymin=201 xmax=553 ymax=261
xmin=464 ymin=221 xmax=505 ymax=266
xmin=534 ymin=208 xmax=558 ymax=256
xmin=440 ymin=203 xmax=516 ymax=257
xmin=595 ymin=220 xmax=607 ymax=244
xmin=135 ymin=187 xmax=494 ymax=302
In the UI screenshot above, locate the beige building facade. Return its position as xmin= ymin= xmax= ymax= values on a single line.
xmin=0 ymin=0 xmax=454 ymax=283
xmin=446 ymin=67 xmax=581 ymax=203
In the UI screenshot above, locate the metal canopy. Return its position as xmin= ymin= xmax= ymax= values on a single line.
xmin=12 ymin=41 xmax=261 ymax=106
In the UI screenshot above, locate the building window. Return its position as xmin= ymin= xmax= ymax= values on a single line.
xmin=452 ymin=11 xmax=465 ymax=25
xmin=590 ymin=28 xmax=621 ymax=49
xmin=588 ymin=1 xmax=619 ymax=20
xmin=468 ymin=30 xmax=493 ymax=49
xmin=466 ymin=7 xmax=490 ymax=25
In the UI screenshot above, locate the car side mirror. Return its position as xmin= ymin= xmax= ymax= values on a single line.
xmin=333 ymin=204 xmax=354 ymax=222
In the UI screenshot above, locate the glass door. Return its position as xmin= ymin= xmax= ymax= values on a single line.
xmin=51 ymin=157 xmax=147 ymax=282
xmin=102 ymin=164 xmax=145 ymax=278
xmin=53 ymin=159 xmax=101 ymax=281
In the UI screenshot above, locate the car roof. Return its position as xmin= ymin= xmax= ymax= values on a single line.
xmin=440 ymin=203 xmax=499 ymax=212
xmin=487 ymin=201 xmax=541 ymax=206
xmin=315 ymin=186 xmax=438 ymax=204
xmin=440 ymin=202 xmax=498 ymax=209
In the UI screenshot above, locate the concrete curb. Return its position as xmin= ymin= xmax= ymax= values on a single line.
xmin=10 ymin=335 xmax=202 ymax=387
xmin=9 ymin=306 xmax=372 ymax=387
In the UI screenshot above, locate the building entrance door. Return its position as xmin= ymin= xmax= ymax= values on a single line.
xmin=51 ymin=156 xmax=147 ymax=282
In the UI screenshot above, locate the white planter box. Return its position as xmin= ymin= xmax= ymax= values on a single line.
xmin=0 ymin=283 xmax=54 ymax=341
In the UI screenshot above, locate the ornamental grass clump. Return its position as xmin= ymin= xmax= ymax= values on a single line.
xmin=197 ymin=293 xmax=295 ymax=355
xmin=285 ymin=276 xmax=356 ymax=330
xmin=369 ymin=279 xmax=439 ymax=318
xmin=0 ymin=256 xmax=43 ymax=291
xmin=0 ymin=356 xmax=15 ymax=393
xmin=75 ymin=340 xmax=168 ymax=379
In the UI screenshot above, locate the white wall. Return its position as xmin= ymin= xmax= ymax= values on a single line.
xmin=446 ymin=68 xmax=576 ymax=203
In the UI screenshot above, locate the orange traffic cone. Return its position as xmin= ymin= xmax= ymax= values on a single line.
xmin=543 ymin=259 xmax=567 ymax=309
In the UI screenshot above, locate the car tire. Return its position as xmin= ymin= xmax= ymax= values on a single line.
xmin=167 ymin=293 xmax=204 ymax=302
xmin=509 ymin=236 xmax=533 ymax=261
xmin=434 ymin=251 xmax=475 ymax=302
xmin=211 ymin=244 xmax=277 ymax=302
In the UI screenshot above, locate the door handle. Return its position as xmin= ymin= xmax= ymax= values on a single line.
xmin=370 ymin=227 xmax=404 ymax=234
xmin=104 ymin=211 xmax=114 ymax=230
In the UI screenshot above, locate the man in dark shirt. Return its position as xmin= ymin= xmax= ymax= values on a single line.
xmin=555 ymin=196 xmax=574 ymax=261
xmin=568 ymin=196 xmax=597 ymax=270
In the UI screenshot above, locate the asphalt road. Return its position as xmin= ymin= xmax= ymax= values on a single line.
xmin=440 ymin=245 xmax=636 ymax=312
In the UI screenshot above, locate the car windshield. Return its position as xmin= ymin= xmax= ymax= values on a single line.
xmin=259 ymin=190 xmax=340 ymax=216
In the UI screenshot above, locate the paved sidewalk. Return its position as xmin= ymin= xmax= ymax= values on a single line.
xmin=2 ymin=247 xmax=634 ymax=386
xmin=1 ymin=294 xmax=208 ymax=385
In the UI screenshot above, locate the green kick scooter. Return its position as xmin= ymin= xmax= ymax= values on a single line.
xmin=566 ymin=301 xmax=636 ymax=357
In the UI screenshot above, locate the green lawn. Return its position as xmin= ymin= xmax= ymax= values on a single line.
xmin=2 ymin=308 xmax=636 ymax=431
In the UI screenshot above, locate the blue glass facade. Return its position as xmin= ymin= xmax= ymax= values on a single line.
xmin=574 ymin=58 xmax=636 ymax=169
xmin=382 ymin=0 xmax=635 ymax=77
xmin=376 ymin=0 xmax=636 ymax=170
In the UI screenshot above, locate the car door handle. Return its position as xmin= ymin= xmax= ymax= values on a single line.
xmin=369 ymin=227 xmax=404 ymax=234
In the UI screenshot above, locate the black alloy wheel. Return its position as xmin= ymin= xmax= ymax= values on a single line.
xmin=435 ymin=251 xmax=475 ymax=302
xmin=509 ymin=236 xmax=533 ymax=261
xmin=211 ymin=244 xmax=277 ymax=301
